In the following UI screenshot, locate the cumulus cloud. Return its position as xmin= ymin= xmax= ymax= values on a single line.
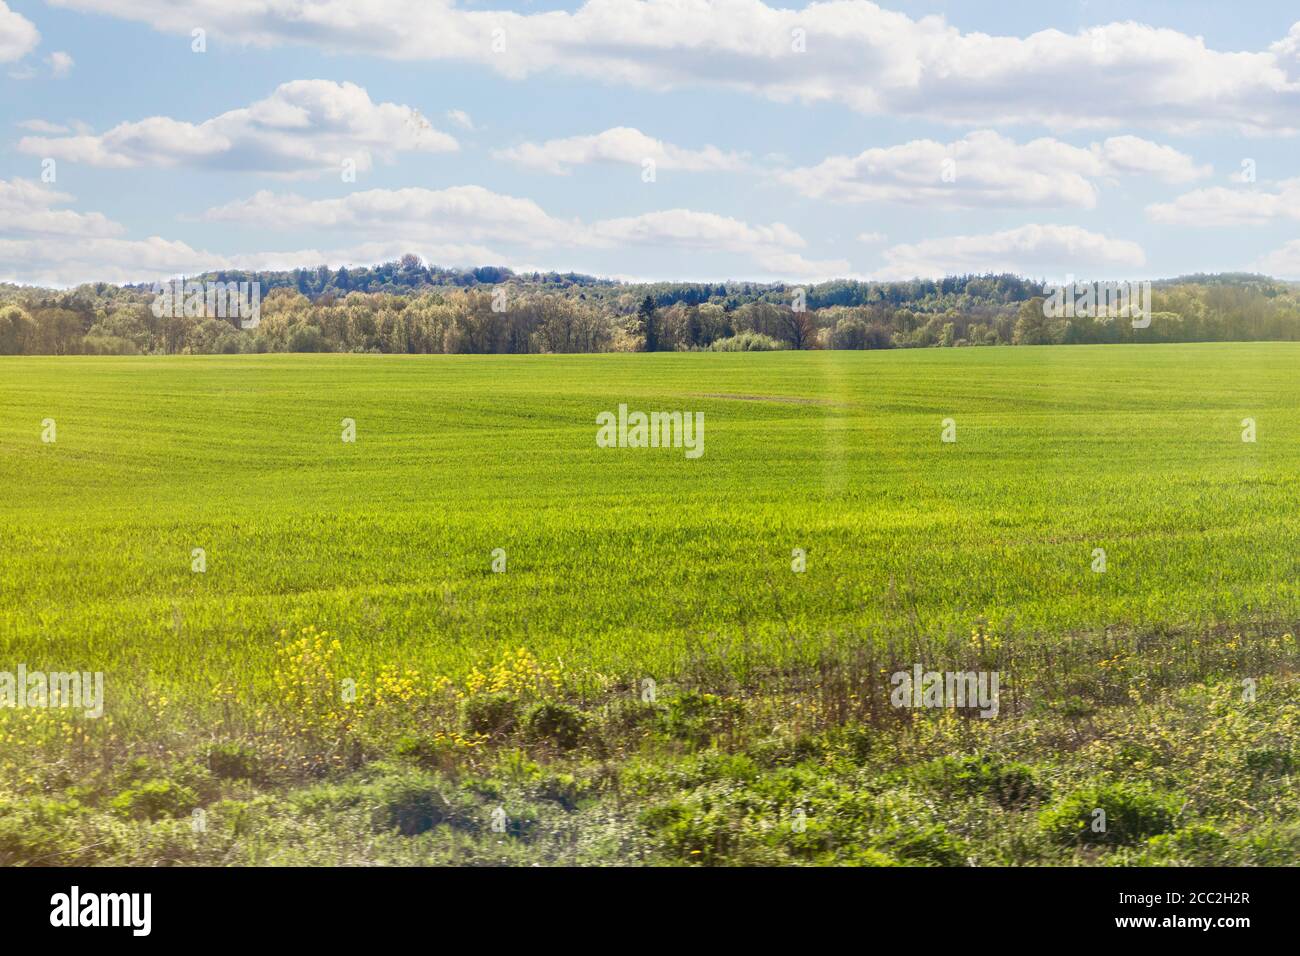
xmin=202 ymin=185 xmax=585 ymax=246
xmin=1098 ymin=135 xmax=1208 ymax=180
xmin=0 ymin=180 xmax=512 ymax=286
xmin=0 ymin=176 xmax=509 ymax=285
xmin=0 ymin=236 xmax=228 ymax=287
xmin=0 ymin=1 xmax=38 ymax=63
xmin=1146 ymin=179 xmax=1300 ymax=226
xmin=494 ymin=126 xmax=748 ymax=175
xmin=46 ymin=50 xmax=73 ymax=76
xmin=18 ymin=80 xmax=458 ymax=176
xmin=591 ymin=208 xmax=846 ymax=276
xmin=0 ymin=178 xmax=123 ymax=239
xmin=874 ymin=224 xmax=1146 ymax=280
xmin=1253 ymin=239 xmax=1300 ymax=278
xmin=203 ymin=187 xmax=845 ymax=278
xmin=44 ymin=1 xmax=1300 ymax=132
xmin=0 ymin=234 xmax=498 ymax=290
xmin=781 ymin=130 xmax=1208 ymax=208
xmin=0 ymin=177 xmax=226 ymax=284
xmin=0 ymin=177 xmax=846 ymax=284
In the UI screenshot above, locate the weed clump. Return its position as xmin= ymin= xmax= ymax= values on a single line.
xmin=370 ymin=772 xmax=478 ymax=836
xmin=1039 ymin=782 xmax=1181 ymax=846
xmin=910 ymin=754 xmax=1047 ymax=809
xmin=110 ymin=780 xmax=200 ymax=821
xmin=461 ymin=693 xmax=520 ymax=737
xmin=523 ymin=701 xmax=589 ymax=750
xmin=207 ymin=742 xmax=261 ymax=781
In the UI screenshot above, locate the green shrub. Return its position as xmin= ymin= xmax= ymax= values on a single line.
xmin=876 ymin=823 xmax=969 ymax=866
xmin=692 ymin=752 xmax=761 ymax=784
xmin=1242 ymin=822 xmax=1300 ymax=865
xmin=370 ymin=772 xmax=477 ymax=836
xmin=1244 ymin=747 xmax=1294 ymax=776
xmin=660 ymin=691 xmax=742 ymax=748
xmin=523 ymin=701 xmax=589 ymax=750
xmin=837 ymin=847 xmax=902 ymax=866
xmin=639 ymin=801 xmax=736 ymax=864
xmin=110 ymin=780 xmax=200 ymax=821
xmin=393 ymin=735 xmax=466 ymax=773
xmin=207 ymin=742 xmax=261 ymax=781
xmin=1110 ymin=741 xmax=1170 ymax=769
xmin=605 ymin=697 xmax=661 ymax=733
xmin=1039 ymin=783 xmax=1181 ymax=847
xmin=0 ymin=796 xmax=86 ymax=865
xmin=831 ymin=724 xmax=874 ymax=763
xmin=1144 ymin=825 xmax=1233 ymax=865
xmin=534 ymin=772 xmax=591 ymax=811
xmin=113 ymin=756 xmax=155 ymax=787
xmin=461 ymin=693 xmax=520 ymax=737
xmin=707 ymin=332 xmax=786 ymax=352
xmin=911 ymin=755 xmax=1047 ymax=808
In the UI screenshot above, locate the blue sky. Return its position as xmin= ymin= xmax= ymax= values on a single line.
xmin=2 ymin=0 xmax=1299 ymax=286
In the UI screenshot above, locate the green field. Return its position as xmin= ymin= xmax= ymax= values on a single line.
xmin=1 ymin=345 xmax=1297 ymax=865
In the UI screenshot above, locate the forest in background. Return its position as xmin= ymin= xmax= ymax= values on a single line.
xmin=1 ymin=257 xmax=1298 ymax=355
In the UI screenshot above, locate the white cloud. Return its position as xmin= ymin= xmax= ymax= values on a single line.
xmin=0 ymin=198 xmax=506 ymax=288
xmin=1146 ymin=179 xmax=1300 ymax=226
xmin=781 ymin=130 xmax=1208 ymax=208
xmin=0 ymin=174 xmax=845 ymax=284
xmin=202 ymin=185 xmax=584 ymax=246
xmin=0 ymin=1 xmax=38 ymax=63
xmin=0 ymin=177 xmax=223 ymax=285
xmin=1273 ymin=23 xmax=1300 ymax=64
xmin=0 ymin=236 xmax=517 ymax=288
xmin=44 ymin=1 xmax=1300 ymax=132
xmin=591 ymin=208 xmax=846 ymax=277
xmin=17 ymin=119 xmax=70 ymax=133
xmin=46 ymin=50 xmax=73 ymax=76
xmin=0 ymin=176 xmax=507 ymax=285
xmin=857 ymin=232 xmax=886 ymax=243
xmin=445 ymin=109 xmax=474 ymax=130
xmin=17 ymin=80 xmax=458 ymax=176
xmin=1098 ymin=135 xmax=1208 ymax=181
xmin=0 ymin=236 xmax=224 ymax=287
xmin=874 ymin=224 xmax=1146 ymax=280
xmin=494 ymin=126 xmax=748 ymax=175
xmin=203 ymin=185 xmax=845 ymax=279
xmin=1253 ymin=239 xmax=1300 ymax=278
xmin=0 ymin=178 xmax=123 ymax=239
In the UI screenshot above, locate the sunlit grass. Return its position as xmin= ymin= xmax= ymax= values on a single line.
xmin=1 ymin=345 xmax=1297 ymax=697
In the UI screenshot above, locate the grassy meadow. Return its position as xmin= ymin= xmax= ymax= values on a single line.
xmin=1 ymin=344 xmax=1297 ymax=865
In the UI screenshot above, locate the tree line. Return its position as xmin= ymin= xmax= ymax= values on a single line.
xmin=1 ymin=262 xmax=1298 ymax=355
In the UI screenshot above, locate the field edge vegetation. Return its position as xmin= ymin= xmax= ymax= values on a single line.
xmin=2 ymin=620 xmax=1296 ymax=867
